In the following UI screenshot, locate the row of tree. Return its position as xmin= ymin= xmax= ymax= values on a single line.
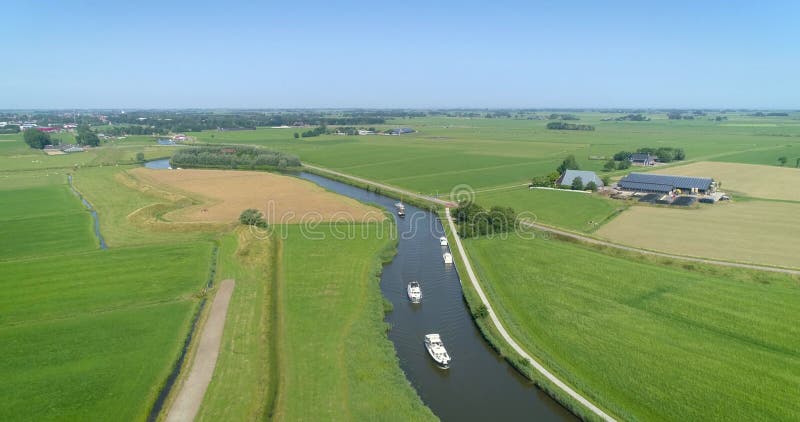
xmin=453 ymin=202 xmax=517 ymax=238
xmin=611 ymin=147 xmax=685 ymax=163
xmin=170 ymin=146 xmax=301 ymax=169
xmin=546 ymin=122 xmax=595 ymax=131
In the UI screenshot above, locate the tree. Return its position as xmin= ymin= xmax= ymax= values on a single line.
xmin=612 ymin=151 xmax=632 ymax=161
xmin=293 ymin=132 xmax=299 ymax=139
xmin=75 ymin=124 xmax=100 ymax=146
xmin=603 ymin=159 xmax=616 ymax=171
xmin=778 ymin=156 xmax=788 ymax=166
xmin=586 ymin=181 xmax=598 ymax=192
xmin=239 ymin=208 xmax=267 ymax=228
xmin=557 ymin=155 xmax=579 ymax=173
xmin=135 ymin=152 xmax=145 ymax=162
xmin=617 ymin=160 xmax=631 ymax=170
xmin=23 ymin=129 xmax=51 ymax=149
xmin=796 ymin=157 xmax=800 ymax=168
xmin=571 ymin=176 xmax=584 ymax=191
xmin=601 ymin=175 xmax=611 ymax=186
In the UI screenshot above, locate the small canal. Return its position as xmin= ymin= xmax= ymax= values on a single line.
xmin=298 ymin=172 xmax=576 ymax=422
xmin=68 ymin=174 xmax=107 ymax=249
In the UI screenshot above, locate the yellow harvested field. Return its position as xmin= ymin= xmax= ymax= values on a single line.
xmin=596 ymin=202 xmax=800 ymax=269
xmin=130 ymin=168 xmax=384 ymax=223
xmin=652 ymin=161 xmax=800 ymax=201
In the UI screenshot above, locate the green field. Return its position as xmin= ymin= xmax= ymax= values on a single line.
xmin=476 ymin=186 xmax=625 ymax=232
xmin=186 ymin=113 xmax=800 ymax=197
xmin=0 ymin=243 xmax=212 ymax=420
xmin=466 ymin=234 xmax=800 ymax=421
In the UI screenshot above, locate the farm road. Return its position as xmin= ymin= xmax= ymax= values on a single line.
xmin=166 ymin=279 xmax=235 ymax=422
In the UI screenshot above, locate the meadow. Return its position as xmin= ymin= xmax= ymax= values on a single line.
xmin=0 ymin=243 xmax=213 ymax=420
xmin=595 ymin=201 xmax=800 ymax=269
xmin=465 ymin=234 xmax=800 ymax=421
xmin=186 ymin=113 xmax=800 ymax=197
xmin=475 ymin=186 xmax=625 ymax=232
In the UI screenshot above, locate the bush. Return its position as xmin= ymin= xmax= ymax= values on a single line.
xmin=586 ymin=181 xmax=598 ymax=192
xmin=239 ymin=208 xmax=268 ymax=228
xmin=135 ymin=152 xmax=145 ymax=162
xmin=23 ymin=129 xmax=51 ymax=149
xmin=571 ymin=176 xmax=584 ymax=191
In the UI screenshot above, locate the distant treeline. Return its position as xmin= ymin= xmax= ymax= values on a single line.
xmin=751 ymin=112 xmax=789 ymax=117
xmin=613 ymin=147 xmax=686 ymax=163
xmin=548 ymin=113 xmax=580 ymax=120
xmin=171 ymin=146 xmax=301 ymax=170
xmin=546 ymin=122 xmax=595 ymax=131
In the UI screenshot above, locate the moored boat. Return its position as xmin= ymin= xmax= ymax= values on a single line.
xmin=443 ymin=252 xmax=453 ymax=264
xmin=439 ymin=236 xmax=448 ymax=246
xmin=407 ymin=281 xmax=422 ymax=303
xmin=424 ymin=334 xmax=451 ymax=368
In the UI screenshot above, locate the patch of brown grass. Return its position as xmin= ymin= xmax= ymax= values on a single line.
xmin=129 ymin=168 xmax=384 ymax=224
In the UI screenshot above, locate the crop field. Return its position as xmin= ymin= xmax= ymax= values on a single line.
xmin=466 ymin=235 xmax=800 ymax=421
xmin=650 ymin=161 xmax=800 ymax=201
xmin=185 ymin=113 xmax=800 ymax=198
xmin=130 ymin=168 xmax=385 ymax=224
xmin=0 ymin=243 xmax=213 ymax=420
xmin=273 ymin=224 xmax=434 ymax=421
xmin=595 ymin=201 xmax=800 ymax=268
xmin=475 ymin=186 xmax=625 ymax=232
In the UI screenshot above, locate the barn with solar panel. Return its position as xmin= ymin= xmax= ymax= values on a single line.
xmin=618 ymin=173 xmax=715 ymax=195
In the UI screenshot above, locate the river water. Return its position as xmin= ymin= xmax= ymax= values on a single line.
xmin=298 ymin=172 xmax=575 ymax=422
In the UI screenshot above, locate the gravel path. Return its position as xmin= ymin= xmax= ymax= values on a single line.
xmin=166 ymin=279 xmax=235 ymax=422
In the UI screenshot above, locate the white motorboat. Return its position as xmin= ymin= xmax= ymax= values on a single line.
xmin=439 ymin=236 xmax=448 ymax=246
xmin=397 ymin=206 xmax=405 ymax=217
xmin=443 ymin=252 xmax=453 ymax=264
xmin=424 ymin=334 xmax=451 ymax=368
xmin=407 ymin=281 xmax=422 ymax=303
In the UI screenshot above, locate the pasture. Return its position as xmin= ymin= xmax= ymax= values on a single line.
xmin=466 ymin=234 xmax=800 ymax=421
xmin=186 ymin=113 xmax=800 ymax=197
xmin=0 ymin=243 xmax=213 ymax=420
xmin=595 ymin=201 xmax=800 ymax=269
xmin=476 ymin=186 xmax=625 ymax=232
xmin=130 ymin=167 xmax=384 ymax=224
xmin=651 ymin=161 xmax=800 ymax=201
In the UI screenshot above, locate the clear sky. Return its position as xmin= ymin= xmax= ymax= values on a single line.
xmin=2 ymin=1 xmax=798 ymax=109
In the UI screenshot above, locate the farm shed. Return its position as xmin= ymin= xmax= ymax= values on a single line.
xmin=558 ymin=170 xmax=604 ymax=188
xmin=630 ymin=153 xmax=656 ymax=166
xmin=619 ymin=173 xmax=714 ymax=194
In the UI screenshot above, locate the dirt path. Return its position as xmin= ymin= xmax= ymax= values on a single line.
xmin=166 ymin=279 xmax=235 ymax=422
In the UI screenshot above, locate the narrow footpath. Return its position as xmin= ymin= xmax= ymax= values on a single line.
xmin=166 ymin=279 xmax=236 ymax=422
xmin=444 ymin=209 xmax=617 ymax=422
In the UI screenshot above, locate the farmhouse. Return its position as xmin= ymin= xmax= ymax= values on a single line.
xmin=558 ymin=170 xmax=604 ymax=188
xmin=630 ymin=153 xmax=656 ymax=166
xmin=619 ymin=172 xmax=714 ymax=194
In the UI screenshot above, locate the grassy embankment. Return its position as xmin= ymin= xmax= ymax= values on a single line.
xmin=464 ymin=234 xmax=800 ymax=421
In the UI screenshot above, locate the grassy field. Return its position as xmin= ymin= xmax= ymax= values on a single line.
xmin=595 ymin=201 xmax=800 ymax=269
xmin=476 ymin=186 xmax=625 ymax=232
xmin=650 ymin=161 xmax=800 ymax=201
xmin=0 ymin=184 xmax=96 ymax=259
xmin=0 ymin=243 xmax=213 ymax=421
xmin=273 ymin=223 xmax=435 ymax=421
xmin=466 ymin=234 xmax=800 ymax=421
xmin=184 ymin=113 xmax=800 ymax=196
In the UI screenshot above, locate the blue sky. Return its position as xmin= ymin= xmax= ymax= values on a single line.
xmin=2 ymin=1 xmax=798 ymax=109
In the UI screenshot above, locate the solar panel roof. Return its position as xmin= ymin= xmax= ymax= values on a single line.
xmin=620 ymin=173 xmax=712 ymax=190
